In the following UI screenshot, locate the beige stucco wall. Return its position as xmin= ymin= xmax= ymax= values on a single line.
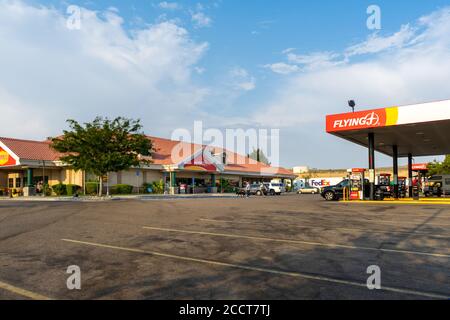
xmin=60 ymin=169 xmax=83 ymax=186
xmin=117 ymin=169 xmax=163 ymax=187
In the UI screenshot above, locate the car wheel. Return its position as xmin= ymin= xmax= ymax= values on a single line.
xmin=256 ymin=191 xmax=262 ymax=196
xmin=324 ymin=191 xmax=335 ymax=201
xmin=270 ymin=190 xmax=275 ymax=196
xmin=298 ymin=190 xmax=302 ymax=194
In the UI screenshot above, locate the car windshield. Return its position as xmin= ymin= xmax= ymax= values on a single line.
xmin=337 ymin=180 xmax=349 ymax=187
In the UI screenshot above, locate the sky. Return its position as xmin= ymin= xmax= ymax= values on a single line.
xmin=1 ymin=0 xmax=450 ymax=169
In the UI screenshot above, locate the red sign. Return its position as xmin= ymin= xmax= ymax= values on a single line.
xmin=184 ymin=164 xmax=217 ymax=172
xmin=412 ymin=163 xmax=428 ymax=171
xmin=0 ymin=147 xmax=16 ymax=167
xmin=184 ymin=153 xmax=218 ymax=172
xmin=326 ymin=109 xmax=387 ymax=133
xmin=352 ymin=168 xmax=365 ymax=173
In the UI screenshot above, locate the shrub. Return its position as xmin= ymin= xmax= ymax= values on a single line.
xmin=43 ymin=184 xmax=52 ymax=196
xmin=86 ymin=182 xmax=99 ymax=195
xmin=110 ymin=184 xmax=133 ymax=195
xmin=52 ymin=183 xmax=67 ymax=196
xmin=66 ymin=184 xmax=82 ymax=196
xmin=151 ymin=180 xmax=165 ymax=194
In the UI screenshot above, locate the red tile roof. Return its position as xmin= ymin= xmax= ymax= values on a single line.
xmin=0 ymin=137 xmax=61 ymax=161
xmin=148 ymin=136 xmax=294 ymax=176
xmin=0 ymin=136 xmax=294 ymax=176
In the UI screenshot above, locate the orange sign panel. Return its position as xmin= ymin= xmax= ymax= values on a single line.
xmin=0 ymin=147 xmax=17 ymax=166
xmin=326 ymin=109 xmax=387 ymax=133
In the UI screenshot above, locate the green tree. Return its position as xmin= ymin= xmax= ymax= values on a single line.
xmin=428 ymin=155 xmax=450 ymax=176
xmin=247 ymin=148 xmax=271 ymax=165
xmin=51 ymin=117 xmax=153 ymax=196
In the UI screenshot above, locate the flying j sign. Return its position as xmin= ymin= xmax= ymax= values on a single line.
xmin=326 ymin=107 xmax=399 ymax=133
xmin=326 ymin=100 xmax=450 ymax=133
xmin=0 ymin=146 xmax=17 ymax=166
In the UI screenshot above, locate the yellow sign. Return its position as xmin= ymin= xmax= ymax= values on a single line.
xmin=0 ymin=150 xmax=10 ymax=165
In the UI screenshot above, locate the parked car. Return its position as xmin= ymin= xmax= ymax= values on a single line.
xmin=263 ymin=182 xmax=285 ymax=196
xmin=297 ymin=185 xmax=319 ymax=194
xmin=237 ymin=184 xmax=268 ymax=196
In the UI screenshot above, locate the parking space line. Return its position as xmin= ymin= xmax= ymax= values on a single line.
xmin=61 ymin=238 xmax=448 ymax=300
xmin=0 ymin=281 xmax=51 ymax=300
xmin=199 ymin=218 xmax=450 ymax=239
xmin=249 ymin=213 xmax=450 ymax=228
xmin=142 ymin=226 xmax=450 ymax=258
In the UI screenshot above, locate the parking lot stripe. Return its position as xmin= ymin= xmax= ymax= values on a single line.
xmin=61 ymin=238 xmax=448 ymax=300
xmin=0 ymin=281 xmax=51 ymax=300
xmin=142 ymin=226 xmax=450 ymax=258
xmin=199 ymin=218 xmax=450 ymax=239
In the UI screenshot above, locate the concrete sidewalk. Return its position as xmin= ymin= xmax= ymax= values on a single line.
xmin=0 ymin=193 xmax=239 ymax=202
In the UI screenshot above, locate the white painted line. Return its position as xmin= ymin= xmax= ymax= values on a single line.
xmin=0 ymin=281 xmax=51 ymax=300
xmin=199 ymin=218 xmax=450 ymax=239
xmin=61 ymin=238 xmax=449 ymax=300
xmin=143 ymin=226 xmax=450 ymax=259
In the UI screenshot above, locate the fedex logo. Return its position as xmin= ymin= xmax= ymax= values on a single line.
xmin=333 ymin=112 xmax=380 ymax=129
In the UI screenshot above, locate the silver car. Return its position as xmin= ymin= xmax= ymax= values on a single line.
xmin=297 ymin=186 xmax=319 ymax=194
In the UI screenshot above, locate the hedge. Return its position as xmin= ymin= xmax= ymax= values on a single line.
xmin=52 ymin=183 xmax=67 ymax=196
xmin=110 ymin=184 xmax=133 ymax=195
xmin=66 ymin=184 xmax=82 ymax=196
xmin=86 ymin=182 xmax=99 ymax=195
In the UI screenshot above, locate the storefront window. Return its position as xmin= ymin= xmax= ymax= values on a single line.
xmin=8 ymin=178 xmax=14 ymax=188
xmin=15 ymin=178 xmax=21 ymax=188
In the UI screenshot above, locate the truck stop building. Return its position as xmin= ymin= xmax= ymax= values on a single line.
xmin=326 ymin=99 xmax=450 ymax=200
xmin=0 ymin=135 xmax=295 ymax=196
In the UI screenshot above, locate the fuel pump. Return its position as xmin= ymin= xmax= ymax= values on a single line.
xmin=376 ymin=173 xmax=392 ymax=198
xmin=347 ymin=168 xmax=366 ymax=200
xmin=397 ymin=177 xmax=407 ymax=198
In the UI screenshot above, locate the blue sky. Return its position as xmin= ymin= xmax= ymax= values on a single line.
xmin=1 ymin=0 xmax=450 ymax=168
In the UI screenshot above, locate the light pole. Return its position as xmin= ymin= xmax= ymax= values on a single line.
xmin=348 ymin=100 xmax=356 ymax=113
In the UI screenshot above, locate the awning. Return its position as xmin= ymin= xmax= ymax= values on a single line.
xmin=326 ymin=100 xmax=450 ymax=157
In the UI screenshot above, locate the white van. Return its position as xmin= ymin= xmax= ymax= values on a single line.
xmin=425 ymin=175 xmax=450 ymax=196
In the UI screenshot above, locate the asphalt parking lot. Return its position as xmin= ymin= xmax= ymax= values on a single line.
xmin=0 ymin=194 xmax=449 ymax=300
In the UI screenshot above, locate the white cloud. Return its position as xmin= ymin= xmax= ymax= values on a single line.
xmin=191 ymin=11 xmax=212 ymax=28
xmin=265 ymin=62 xmax=300 ymax=75
xmin=0 ymin=0 xmax=208 ymax=138
xmin=229 ymin=68 xmax=256 ymax=91
xmin=345 ymin=24 xmax=416 ymax=57
xmin=158 ymin=2 xmax=181 ymax=10
xmin=254 ymin=7 xmax=450 ymax=167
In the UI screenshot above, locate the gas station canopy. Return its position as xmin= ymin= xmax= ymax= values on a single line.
xmin=326 ymin=100 xmax=450 ymax=157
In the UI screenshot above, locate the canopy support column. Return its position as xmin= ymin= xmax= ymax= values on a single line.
xmin=368 ymin=133 xmax=375 ymax=200
xmin=393 ymin=145 xmax=399 ymax=199
xmin=408 ymin=154 xmax=413 ymax=197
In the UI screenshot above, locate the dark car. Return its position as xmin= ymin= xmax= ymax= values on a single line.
xmin=321 ymin=179 xmax=371 ymax=201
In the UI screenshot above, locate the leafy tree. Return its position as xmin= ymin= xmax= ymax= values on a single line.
xmin=51 ymin=117 xmax=153 ymax=196
xmin=247 ymin=148 xmax=271 ymax=165
xmin=428 ymin=155 xmax=450 ymax=175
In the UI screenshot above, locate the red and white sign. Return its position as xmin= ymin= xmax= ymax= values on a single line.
xmin=412 ymin=163 xmax=429 ymax=171
xmin=326 ymin=109 xmax=387 ymax=133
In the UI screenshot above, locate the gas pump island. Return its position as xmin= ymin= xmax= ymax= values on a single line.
xmin=345 ymin=168 xmax=366 ymax=201
xmin=326 ymin=99 xmax=450 ymax=201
